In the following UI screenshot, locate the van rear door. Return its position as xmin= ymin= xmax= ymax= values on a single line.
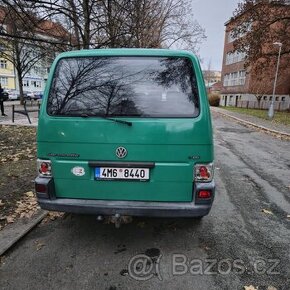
xmin=38 ymin=54 xmax=213 ymax=202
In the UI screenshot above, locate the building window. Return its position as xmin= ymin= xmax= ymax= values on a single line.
xmin=23 ymin=80 xmax=29 ymax=87
xmin=228 ymin=22 xmax=252 ymax=43
xmin=223 ymin=70 xmax=245 ymax=87
xmin=0 ymin=76 xmax=8 ymax=86
xmin=269 ymin=96 xmax=272 ymax=101
xmin=0 ymin=60 xmax=7 ymax=69
xmin=0 ymin=25 xmax=7 ymax=33
xmin=263 ymin=96 xmax=267 ymax=100
xmin=225 ymin=51 xmax=246 ymax=65
xmin=275 ymin=97 xmax=279 ymax=101
xmin=31 ymin=81 xmax=41 ymax=88
xmin=281 ymin=97 xmax=285 ymax=101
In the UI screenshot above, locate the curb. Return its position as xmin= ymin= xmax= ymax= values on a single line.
xmin=0 ymin=210 xmax=48 ymax=256
xmin=0 ymin=121 xmax=38 ymax=127
xmin=213 ymin=109 xmax=290 ymax=140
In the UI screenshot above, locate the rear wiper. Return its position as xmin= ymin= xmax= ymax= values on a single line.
xmin=81 ymin=114 xmax=132 ymax=126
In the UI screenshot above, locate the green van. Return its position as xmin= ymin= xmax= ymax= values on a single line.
xmin=35 ymin=49 xmax=215 ymax=218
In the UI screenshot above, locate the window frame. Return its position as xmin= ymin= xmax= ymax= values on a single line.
xmin=46 ymin=55 xmax=201 ymax=119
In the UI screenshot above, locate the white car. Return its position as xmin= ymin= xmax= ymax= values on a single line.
xmin=7 ymin=90 xmax=19 ymax=101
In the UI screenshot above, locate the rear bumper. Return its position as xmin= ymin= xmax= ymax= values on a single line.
xmin=35 ymin=178 xmax=215 ymax=217
xmin=38 ymin=198 xmax=212 ymax=217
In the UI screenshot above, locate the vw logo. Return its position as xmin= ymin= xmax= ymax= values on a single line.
xmin=116 ymin=147 xmax=127 ymax=159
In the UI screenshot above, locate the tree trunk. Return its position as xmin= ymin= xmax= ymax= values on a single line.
xmin=82 ymin=0 xmax=91 ymax=49
xmin=17 ymin=70 xmax=24 ymax=105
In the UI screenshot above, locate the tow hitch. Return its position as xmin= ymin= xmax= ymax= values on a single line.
xmin=96 ymin=214 xmax=132 ymax=228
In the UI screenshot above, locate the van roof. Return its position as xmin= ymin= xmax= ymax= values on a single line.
xmin=55 ymin=48 xmax=198 ymax=61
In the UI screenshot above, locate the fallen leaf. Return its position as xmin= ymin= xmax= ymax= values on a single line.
xmin=0 ymin=200 xmax=4 ymax=207
xmin=244 ymin=286 xmax=258 ymax=290
xmin=24 ymin=191 xmax=34 ymax=197
xmin=261 ymin=209 xmax=273 ymax=215
xmin=42 ymin=212 xmax=65 ymax=223
xmin=267 ymin=286 xmax=277 ymax=290
xmin=6 ymin=216 xmax=15 ymax=223
xmin=35 ymin=241 xmax=45 ymax=251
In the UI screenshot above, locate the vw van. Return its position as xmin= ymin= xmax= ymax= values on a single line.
xmin=35 ymin=49 xmax=215 ymax=218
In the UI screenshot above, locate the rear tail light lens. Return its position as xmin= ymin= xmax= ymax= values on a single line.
xmin=195 ymin=163 xmax=214 ymax=182
xmin=35 ymin=183 xmax=47 ymax=193
xmin=198 ymin=190 xmax=212 ymax=199
xmin=37 ymin=159 xmax=52 ymax=177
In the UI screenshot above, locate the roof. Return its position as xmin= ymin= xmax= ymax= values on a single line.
xmin=0 ymin=6 xmax=69 ymax=41
xmin=55 ymin=48 xmax=199 ymax=60
xmin=37 ymin=20 xmax=69 ymax=39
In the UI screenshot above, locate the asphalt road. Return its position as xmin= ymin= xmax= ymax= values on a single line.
xmin=1 ymin=112 xmax=290 ymax=290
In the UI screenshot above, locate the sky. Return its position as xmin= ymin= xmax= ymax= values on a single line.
xmin=192 ymin=0 xmax=241 ymax=71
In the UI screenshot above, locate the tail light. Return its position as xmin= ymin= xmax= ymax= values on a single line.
xmin=194 ymin=163 xmax=214 ymax=182
xmin=197 ymin=190 xmax=212 ymax=199
xmin=37 ymin=159 xmax=52 ymax=177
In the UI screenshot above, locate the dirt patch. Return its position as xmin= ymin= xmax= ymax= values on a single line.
xmin=0 ymin=125 xmax=37 ymax=230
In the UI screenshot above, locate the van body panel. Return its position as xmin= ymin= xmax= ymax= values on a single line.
xmin=36 ymin=49 xmax=214 ymax=216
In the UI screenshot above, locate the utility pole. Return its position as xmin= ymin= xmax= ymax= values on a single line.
xmin=268 ymin=42 xmax=282 ymax=119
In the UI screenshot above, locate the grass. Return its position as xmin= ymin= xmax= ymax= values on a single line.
xmin=223 ymin=107 xmax=290 ymax=126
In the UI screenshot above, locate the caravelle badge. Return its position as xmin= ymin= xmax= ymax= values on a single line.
xmin=116 ymin=147 xmax=127 ymax=159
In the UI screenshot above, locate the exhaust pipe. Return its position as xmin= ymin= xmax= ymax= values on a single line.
xmin=114 ymin=213 xmax=121 ymax=228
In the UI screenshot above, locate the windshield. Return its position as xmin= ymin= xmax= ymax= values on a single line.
xmin=47 ymin=56 xmax=200 ymax=117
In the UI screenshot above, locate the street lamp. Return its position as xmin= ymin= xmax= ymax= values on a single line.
xmin=268 ymin=42 xmax=282 ymax=119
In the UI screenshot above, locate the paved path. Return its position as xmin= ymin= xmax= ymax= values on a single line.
xmin=0 ymin=101 xmax=39 ymax=127
xmin=211 ymin=107 xmax=290 ymax=135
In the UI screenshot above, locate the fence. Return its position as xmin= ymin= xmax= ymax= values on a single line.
xmin=235 ymin=100 xmax=290 ymax=111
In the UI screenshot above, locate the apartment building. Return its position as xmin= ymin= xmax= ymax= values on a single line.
xmin=220 ymin=3 xmax=290 ymax=110
xmin=0 ymin=57 xmax=15 ymax=90
xmin=0 ymin=8 xmax=68 ymax=94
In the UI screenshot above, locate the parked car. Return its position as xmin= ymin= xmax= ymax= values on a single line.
xmin=3 ymin=90 xmax=43 ymax=101
xmin=4 ymin=90 xmax=18 ymax=101
xmin=24 ymin=91 xmax=43 ymax=101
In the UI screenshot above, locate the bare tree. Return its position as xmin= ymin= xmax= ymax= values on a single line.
xmin=203 ymin=60 xmax=215 ymax=91
xmin=6 ymin=0 xmax=205 ymax=51
xmin=0 ymin=3 xmax=68 ymax=103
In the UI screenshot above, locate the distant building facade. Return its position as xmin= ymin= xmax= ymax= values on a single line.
xmin=220 ymin=4 xmax=290 ymax=110
xmin=0 ymin=56 xmax=15 ymax=90
xmin=0 ymin=9 xmax=68 ymax=94
xmin=203 ymin=70 xmax=221 ymax=90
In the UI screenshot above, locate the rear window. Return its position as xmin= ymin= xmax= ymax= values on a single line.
xmin=47 ymin=56 xmax=200 ymax=117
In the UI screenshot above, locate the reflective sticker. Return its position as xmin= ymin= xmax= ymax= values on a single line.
xmin=72 ymin=166 xmax=85 ymax=176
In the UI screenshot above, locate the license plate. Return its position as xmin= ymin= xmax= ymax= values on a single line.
xmin=95 ymin=167 xmax=149 ymax=180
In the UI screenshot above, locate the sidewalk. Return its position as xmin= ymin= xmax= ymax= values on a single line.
xmin=0 ymin=101 xmax=39 ymax=127
xmin=211 ymin=107 xmax=290 ymax=138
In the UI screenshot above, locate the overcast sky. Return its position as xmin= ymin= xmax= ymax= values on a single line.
xmin=192 ymin=0 xmax=241 ymax=71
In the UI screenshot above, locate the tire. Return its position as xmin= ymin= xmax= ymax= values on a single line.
xmin=193 ymin=216 xmax=204 ymax=220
